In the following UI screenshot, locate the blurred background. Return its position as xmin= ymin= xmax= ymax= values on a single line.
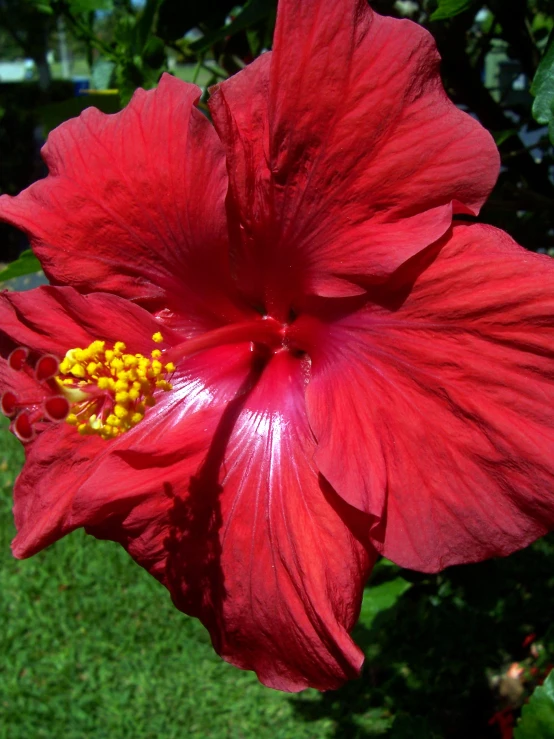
xmin=1 ymin=1 xmax=554 ymax=737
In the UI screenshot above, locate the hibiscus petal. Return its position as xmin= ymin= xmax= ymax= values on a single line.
xmin=209 ymin=2 xmax=499 ymax=311
xmin=0 ymin=285 xmax=181 ymax=357
xmin=296 ymin=224 xmax=554 ymax=572
xmin=0 ymin=75 xmax=247 ymax=333
xmin=83 ymin=351 xmax=375 ymax=691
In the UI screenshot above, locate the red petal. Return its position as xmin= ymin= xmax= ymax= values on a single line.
xmin=0 ymin=285 xmax=181 ymax=358
xmin=297 ymin=224 xmax=554 ymax=572
xmin=12 ymin=426 xmax=104 ymax=551
xmin=0 ymin=75 xmax=248 ymax=333
xmin=84 ymin=352 xmax=375 ymax=691
xmin=209 ymin=3 xmax=499 ymax=312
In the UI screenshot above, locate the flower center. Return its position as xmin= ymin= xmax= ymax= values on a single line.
xmin=56 ymin=334 xmax=174 ymax=439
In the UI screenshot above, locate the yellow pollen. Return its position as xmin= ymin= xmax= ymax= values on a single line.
xmin=114 ymin=404 xmax=128 ymax=419
xmin=55 ymin=337 xmax=173 ymax=440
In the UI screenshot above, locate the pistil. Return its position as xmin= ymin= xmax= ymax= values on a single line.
xmin=164 ymin=317 xmax=284 ymax=365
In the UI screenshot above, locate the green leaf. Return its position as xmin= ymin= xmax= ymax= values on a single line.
xmin=515 ymin=671 xmax=554 ymax=738
xmin=358 ymin=576 xmax=412 ymax=630
xmin=135 ymin=0 xmax=162 ymax=52
xmin=492 ymin=129 xmax=518 ymax=146
xmin=68 ymin=0 xmax=113 ymax=12
xmin=430 ymin=0 xmax=475 ymax=21
xmin=0 ymin=251 xmax=42 ymax=282
xmin=32 ymin=0 xmax=55 ymax=14
xmin=190 ymin=0 xmax=275 ymax=53
xmin=142 ymin=36 xmax=166 ymax=69
xmin=531 ymin=34 xmax=554 ymax=145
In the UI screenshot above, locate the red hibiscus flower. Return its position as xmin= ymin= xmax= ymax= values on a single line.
xmin=2 ymin=0 xmax=554 ymax=692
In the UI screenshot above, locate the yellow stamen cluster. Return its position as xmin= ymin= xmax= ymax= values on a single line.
xmin=57 ymin=334 xmax=174 ymax=440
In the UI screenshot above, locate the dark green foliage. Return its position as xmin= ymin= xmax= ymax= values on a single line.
xmin=157 ymin=0 xmax=237 ymax=42
xmin=37 ymin=93 xmax=121 ymax=133
xmin=390 ymin=714 xmax=441 ymax=738
xmin=188 ymin=0 xmax=276 ymax=54
xmin=290 ymin=540 xmax=554 ymax=738
xmin=67 ymin=0 xmax=113 ymax=11
xmin=430 ymin=0 xmax=476 ymax=21
xmin=532 ymin=33 xmax=554 ymax=142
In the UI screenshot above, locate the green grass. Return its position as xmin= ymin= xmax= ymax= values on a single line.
xmin=0 ymin=417 xmax=332 ymax=739
xmin=50 ymin=60 xmax=91 ymax=80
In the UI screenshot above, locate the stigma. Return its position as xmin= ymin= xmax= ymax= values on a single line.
xmin=2 ymin=334 xmax=174 ymax=442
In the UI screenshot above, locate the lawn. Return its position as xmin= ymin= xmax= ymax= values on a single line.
xmin=1 ymin=412 xmax=554 ymax=738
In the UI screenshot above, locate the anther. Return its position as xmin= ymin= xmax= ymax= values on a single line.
xmin=43 ymin=396 xmax=70 ymax=422
xmin=35 ymin=354 xmax=60 ymax=383
xmin=8 ymin=347 xmax=28 ymax=371
xmin=14 ymin=412 xmax=36 ymax=442
xmin=1 ymin=391 xmax=18 ymax=418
